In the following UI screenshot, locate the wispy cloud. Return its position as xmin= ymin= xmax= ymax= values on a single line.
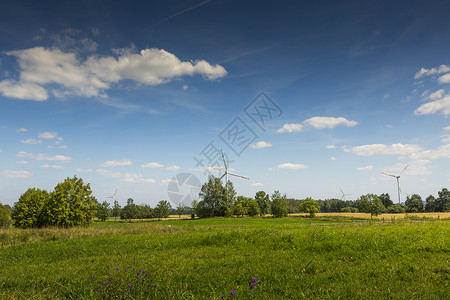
xmin=357 ymin=165 xmax=373 ymax=171
xmin=40 ymin=164 xmax=64 ymax=169
xmin=343 ymin=143 xmax=422 ymax=156
xmin=141 ymin=162 xmax=180 ymax=170
xmin=277 ymin=117 xmax=358 ymax=133
xmin=21 ymin=139 xmax=42 ymax=144
xmin=0 ymin=170 xmax=32 ymax=178
xmin=17 ymin=151 xmax=73 ymax=161
xmin=250 ymin=141 xmax=272 ymax=149
xmin=275 ymin=163 xmax=308 ymax=170
xmin=99 ymin=159 xmax=132 ymax=167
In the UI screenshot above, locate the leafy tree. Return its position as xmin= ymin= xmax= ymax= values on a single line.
xmin=232 ymin=203 xmax=247 ymax=217
xmin=436 ymin=188 xmax=450 ymax=212
xmin=235 ymin=196 xmax=260 ymax=217
xmin=358 ymin=194 xmax=385 ymax=218
xmin=154 ymin=200 xmax=172 ymax=219
xmin=0 ymin=203 xmax=12 ymax=229
xmin=341 ymin=207 xmax=358 ymax=213
xmin=387 ymin=203 xmax=406 ymax=213
xmin=41 ymin=176 xmax=97 ymax=227
xmin=176 ymin=204 xmax=185 ymax=219
xmin=139 ymin=204 xmax=153 ymax=219
xmin=405 ymin=194 xmax=424 ymax=212
xmin=425 ymin=195 xmax=436 ymax=212
xmin=379 ymin=193 xmax=393 ymax=208
xmin=112 ymin=200 xmax=121 ymax=221
xmin=271 ymin=191 xmax=288 ymax=218
xmin=96 ymin=201 xmax=110 ymax=221
xmin=121 ymin=198 xmax=139 ymax=220
xmin=255 ymin=191 xmax=270 ymax=215
xmin=11 ymin=188 xmax=49 ymax=228
xmin=300 ymin=197 xmax=320 ymax=217
xmin=196 ymin=177 xmax=234 ymax=218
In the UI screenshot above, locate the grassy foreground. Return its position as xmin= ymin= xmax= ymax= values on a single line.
xmin=0 ymin=216 xmax=449 ymax=299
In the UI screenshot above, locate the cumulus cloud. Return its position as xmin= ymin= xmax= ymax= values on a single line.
xmin=251 ymin=182 xmax=263 ymax=187
xmin=21 ymin=139 xmax=42 ymax=144
xmin=17 ymin=151 xmax=73 ymax=161
xmin=38 ymin=131 xmax=59 ymax=139
xmin=409 ymin=144 xmax=450 ymax=160
xmin=343 ymin=143 xmax=422 ymax=156
xmin=0 ymin=47 xmax=227 ymax=101
xmin=303 ymin=117 xmax=358 ymax=129
xmin=0 ymin=170 xmax=32 ymax=178
xmin=121 ymin=173 xmax=155 ymax=183
xmin=16 ymin=161 xmax=29 ymax=164
xmin=141 ymin=162 xmax=180 ymax=170
xmin=438 ymin=73 xmax=450 ymax=84
xmin=96 ymin=169 xmax=122 ymax=178
xmin=250 ymin=141 xmax=272 ymax=149
xmin=277 ymin=163 xmax=308 ymax=170
xmin=277 ymin=117 xmax=357 ymax=133
xmin=414 ymin=65 xmax=450 ymax=79
xmin=16 ymin=128 xmax=28 ymax=132
xmin=357 ymin=165 xmax=373 ymax=171
xmin=326 ymin=145 xmax=337 ymax=149
xmin=40 ymin=164 xmax=64 ymax=169
xmin=415 ymin=95 xmax=450 ymax=115
xmin=330 ymin=157 xmax=337 ymax=160
xmin=277 ymin=123 xmax=303 ymax=133
xmin=428 ymin=89 xmax=445 ymax=100
xmin=99 ymin=159 xmax=132 ymax=167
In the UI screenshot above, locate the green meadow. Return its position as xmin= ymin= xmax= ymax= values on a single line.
xmin=0 ymin=216 xmax=449 ymax=299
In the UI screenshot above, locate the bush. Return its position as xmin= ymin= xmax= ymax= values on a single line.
xmin=11 ymin=188 xmax=49 ymax=228
xmin=0 ymin=203 xmax=12 ymax=229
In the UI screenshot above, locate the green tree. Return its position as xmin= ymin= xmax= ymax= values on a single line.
xmin=0 ymin=203 xmax=12 ymax=229
xmin=436 ymin=188 xmax=450 ymax=212
xmin=425 ymin=195 xmax=436 ymax=212
xmin=232 ymin=203 xmax=247 ymax=217
xmin=154 ymin=200 xmax=172 ymax=219
xmin=96 ymin=201 xmax=110 ymax=221
xmin=235 ymin=196 xmax=260 ymax=217
xmin=196 ymin=177 xmax=235 ymax=218
xmin=176 ymin=204 xmax=185 ymax=219
xmin=255 ymin=191 xmax=270 ymax=215
xmin=405 ymin=194 xmax=424 ymax=212
xmin=121 ymin=198 xmax=139 ymax=220
xmin=41 ymin=176 xmax=97 ymax=227
xmin=300 ymin=197 xmax=320 ymax=217
xmin=271 ymin=191 xmax=288 ymax=218
xmin=379 ymin=193 xmax=393 ymax=209
xmin=112 ymin=200 xmax=121 ymax=221
xmin=11 ymin=188 xmax=49 ymax=228
xmin=139 ymin=204 xmax=153 ymax=219
xmin=358 ymin=194 xmax=385 ymax=218
xmin=387 ymin=203 xmax=406 ymax=213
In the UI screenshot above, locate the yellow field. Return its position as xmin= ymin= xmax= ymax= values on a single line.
xmin=289 ymin=212 xmax=450 ymax=219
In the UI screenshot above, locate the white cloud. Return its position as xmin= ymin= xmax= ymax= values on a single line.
xmin=16 ymin=128 xmax=28 ymax=132
xmin=121 ymin=173 xmax=155 ymax=183
xmin=277 ymin=123 xmax=303 ymax=133
xmin=141 ymin=162 xmax=179 ymax=170
xmin=38 ymin=131 xmax=58 ymax=139
xmin=1 ymin=47 xmax=227 ymax=101
xmin=303 ymin=117 xmax=358 ymax=129
xmin=357 ymin=165 xmax=373 ymax=171
xmin=161 ymin=179 xmax=176 ymax=184
xmin=21 ymin=139 xmax=42 ymax=144
xmin=96 ymin=169 xmax=122 ymax=178
xmin=444 ymin=126 xmax=450 ymax=131
xmin=438 ymin=73 xmax=450 ymax=84
xmin=414 ymin=65 xmax=450 ymax=79
xmin=17 ymin=151 xmax=73 ymax=161
xmin=326 ymin=145 xmax=337 ymax=149
xmin=330 ymin=157 xmax=337 ymax=161
xmin=415 ymin=95 xmax=450 ymax=115
xmin=343 ymin=143 xmax=422 ymax=156
xmin=40 ymin=164 xmax=64 ymax=169
xmin=99 ymin=159 xmax=132 ymax=167
xmin=48 ymin=144 xmax=68 ymax=149
xmin=428 ymin=89 xmax=445 ymax=100
xmin=277 ymin=163 xmax=308 ymax=170
xmin=250 ymin=141 xmax=272 ymax=149
xmin=384 ymin=160 xmax=432 ymax=176
xmin=76 ymin=168 xmax=94 ymax=173
xmin=141 ymin=162 xmax=164 ymax=168
xmin=183 ymin=84 xmax=189 ymax=90
xmin=16 ymin=161 xmax=29 ymax=164
xmin=409 ymin=144 xmax=450 ymax=160
xmin=0 ymin=170 xmax=32 ymax=178
xmin=251 ymin=182 xmax=264 ymax=187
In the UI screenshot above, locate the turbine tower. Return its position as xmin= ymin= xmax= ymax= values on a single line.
xmin=219 ymin=150 xmax=249 ymax=188
xmin=382 ymin=164 xmax=408 ymax=204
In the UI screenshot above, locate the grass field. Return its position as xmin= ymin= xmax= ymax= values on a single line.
xmin=0 ymin=215 xmax=449 ymax=299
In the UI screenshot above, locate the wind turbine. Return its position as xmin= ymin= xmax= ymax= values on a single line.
xmin=219 ymin=150 xmax=249 ymax=188
xmin=107 ymin=188 xmax=118 ymax=203
xmin=340 ymin=188 xmax=351 ymax=201
xmin=382 ymin=164 xmax=408 ymax=204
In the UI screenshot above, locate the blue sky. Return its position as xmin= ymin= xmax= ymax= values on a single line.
xmin=1 ymin=0 xmax=450 ymax=207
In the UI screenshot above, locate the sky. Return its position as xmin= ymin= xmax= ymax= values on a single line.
xmin=1 ymin=0 xmax=450 ymax=207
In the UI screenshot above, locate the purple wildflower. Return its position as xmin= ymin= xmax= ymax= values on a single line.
xmin=128 ymin=284 xmax=132 ymax=287
xmin=250 ymin=284 xmax=254 ymax=290
xmin=95 ymin=287 xmax=99 ymax=290
xmin=103 ymin=282 xmax=107 ymax=286
xmin=252 ymin=277 xmax=258 ymax=283
xmin=115 ymin=267 xmax=119 ymax=270
xmin=230 ymin=290 xmax=236 ymax=296
xmin=90 ymin=275 xmax=95 ymax=279
xmin=152 ymin=284 xmax=157 ymax=288
xmin=125 ymin=269 xmax=127 ymax=272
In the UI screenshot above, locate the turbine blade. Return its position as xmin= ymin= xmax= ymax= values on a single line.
xmin=228 ymin=172 xmax=249 ymax=180
xmin=219 ymin=173 xmax=226 ymax=180
xmin=382 ymin=172 xmax=397 ymax=178
xmin=399 ymin=164 xmax=409 ymax=176
xmin=221 ymin=150 xmax=227 ymax=171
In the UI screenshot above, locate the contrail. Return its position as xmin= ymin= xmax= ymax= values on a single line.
xmin=141 ymin=0 xmax=212 ymax=31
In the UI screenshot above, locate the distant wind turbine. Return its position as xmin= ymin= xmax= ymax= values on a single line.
xmin=340 ymin=188 xmax=351 ymax=201
xmin=219 ymin=150 xmax=249 ymax=191
xmin=107 ymin=188 xmax=118 ymax=202
xmin=382 ymin=164 xmax=408 ymax=204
